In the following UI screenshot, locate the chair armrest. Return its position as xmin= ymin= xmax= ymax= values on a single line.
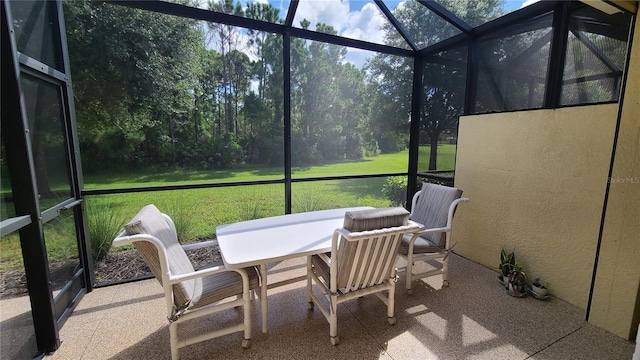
xmin=316 ymin=252 xmax=331 ymax=263
xmin=447 ymin=197 xmax=469 ymax=227
xmin=406 ymin=197 xmax=468 ymax=243
xmin=406 ymin=227 xmax=448 ymax=245
xmin=113 ymin=232 xmax=243 ymax=286
xmin=182 ymin=239 xmax=218 ymax=251
xmin=409 ymin=226 xmax=449 ymax=237
xmin=409 ymin=190 xmax=422 ymax=219
xmin=168 ymin=264 xmax=251 ymax=285
xmin=112 ymin=230 xmax=131 ymax=247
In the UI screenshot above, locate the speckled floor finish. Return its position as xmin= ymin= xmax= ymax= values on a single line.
xmin=6 ymin=254 xmax=637 ymax=360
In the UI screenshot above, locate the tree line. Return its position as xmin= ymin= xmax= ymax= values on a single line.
xmin=63 ymin=0 xmax=503 ymax=173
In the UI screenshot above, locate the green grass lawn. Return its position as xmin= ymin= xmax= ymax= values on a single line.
xmin=1 ymin=145 xmax=456 ymax=270
xmin=418 ymin=144 xmax=456 ymax=171
xmin=81 ymin=145 xmax=456 ymax=189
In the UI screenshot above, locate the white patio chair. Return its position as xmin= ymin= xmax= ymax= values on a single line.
xmin=398 ymin=182 xmax=469 ymax=294
xmin=306 ymin=207 xmax=421 ymax=345
xmin=112 ymin=204 xmax=261 ymax=360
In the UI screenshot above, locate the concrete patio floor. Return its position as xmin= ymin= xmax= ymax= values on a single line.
xmin=3 ymin=253 xmax=637 ymax=359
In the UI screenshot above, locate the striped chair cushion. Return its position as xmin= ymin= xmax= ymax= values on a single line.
xmin=399 ymin=235 xmax=441 ymax=255
xmin=343 ymin=207 xmax=409 ymax=232
xmin=408 ymin=183 xmax=462 ymax=249
xmin=311 ymin=254 xmax=332 ymax=287
xmin=335 ymin=207 xmax=409 ymax=289
xmin=125 ymin=204 xmax=197 ymax=309
xmin=190 ymin=264 xmax=260 ymax=309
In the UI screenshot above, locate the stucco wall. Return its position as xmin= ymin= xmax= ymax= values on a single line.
xmin=453 ymin=104 xmax=618 ymax=309
xmin=589 ymin=18 xmax=640 ymax=340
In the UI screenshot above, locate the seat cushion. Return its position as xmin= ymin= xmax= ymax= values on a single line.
xmin=191 ymin=266 xmax=260 ymax=309
xmin=125 ymin=204 xmax=197 ymax=308
xmin=310 ymin=254 xmax=331 ymax=287
xmin=411 ymin=183 xmax=462 ymax=247
xmin=398 ymin=233 xmax=442 ymax=255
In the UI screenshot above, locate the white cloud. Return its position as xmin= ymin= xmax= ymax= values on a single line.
xmin=293 ymin=0 xmax=350 ymax=30
xmin=206 ymin=1 xmax=392 ymax=67
xmin=293 ymin=1 xmax=389 ymax=67
xmin=343 ymin=3 xmax=387 ymax=45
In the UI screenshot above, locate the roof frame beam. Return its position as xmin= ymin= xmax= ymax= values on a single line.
xmin=569 ymin=10 xmax=632 ymax=41
xmin=472 ymin=0 xmax=558 ymax=37
xmin=285 ymin=0 xmax=298 ymax=27
xmin=290 ymin=26 xmax=413 ymax=58
xmin=375 ymin=0 xmax=419 ymax=53
xmin=544 ymin=1 xmax=571 ymax=108
xmin=571 ymin=28 xmax=621 ymax=72
xmin=478 ymin=50 xmax=512 ymax=110
xmin=111 ymin=0 xmax=284 ymax=34
xmin=499 ymin=29 xmax=553 ymax=72
xmin=111 ymin=0 xmax=413 ymax=58
xmin=419 ymin=32 xmax=468 ymax=57
xmin=418 ymin=0 xmax=473 ymax=34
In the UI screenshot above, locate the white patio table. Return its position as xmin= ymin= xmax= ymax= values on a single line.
xmin=216 ymin=206 xmax=373 ymax=333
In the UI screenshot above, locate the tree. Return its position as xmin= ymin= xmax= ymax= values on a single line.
xmin=421 ymin=47 xmax=468 ymax=169
xmin=241 ymin=92 xmax=281 ymax=165
xmin=227 ymin=49 xmax=252 ymax=136
xmin=206 ymin=0 xmax=244 ymax=135
xmin=246 ymin=3 xmax=280 ymax=103
xmin=64 ymin=0 xmax=203 ymax=169
xmin=366 ymin=53 xmax=413 ymax=154
xmin=290 ymin=20 xmax=376 ymax=164
xmin=368 ymin=0 xmax=504 ymax=169
xmin=336 ymin=63 xmax=373 ymax=159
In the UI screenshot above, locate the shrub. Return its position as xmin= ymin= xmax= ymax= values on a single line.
xmin=238 ymin=201 xmax=263 ymax=221
xmin=382 ymin=176 xmax=408 ymax=206
xmin=499 ymin=247 xmax=516 ymax=277
xmin=295 ymin=194 xmax=326 ymax=212
xmin=418 ymin=173 xmax=455 ymax=187
xmin=209 ymin=133 xmax=244 ymax=168
xmin=87 ymin=202 xmax=126 ymax=262
xmin=163 ymin=201 xmax=196 ymax=243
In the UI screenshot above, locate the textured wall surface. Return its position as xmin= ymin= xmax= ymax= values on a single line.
xmin=589 ymin=19 xmax=640 ymax=340
xmin=453 ymin=104 xmax=618 ymax=310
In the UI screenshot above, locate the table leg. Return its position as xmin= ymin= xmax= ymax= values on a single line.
xmin=260 ymin=263 xmax=268 ymax=333
xmin=307 ymin=255 xmax=312 ymax=304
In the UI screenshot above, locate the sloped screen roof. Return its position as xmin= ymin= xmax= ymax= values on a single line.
xmin=163 ymin=0 xmax=542 ymax=52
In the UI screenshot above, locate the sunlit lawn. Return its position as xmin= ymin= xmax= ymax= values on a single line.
xmin=82 ymin=146 xmax=456 ymax=188
xmin=418 ymin=144 xmax=456 ymax=171
xmin=1 ymin=145 xmax=456 ymax=269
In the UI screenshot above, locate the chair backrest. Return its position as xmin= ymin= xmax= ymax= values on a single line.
xmin=124 ymin=204 xmax=202 ymax=308
xmin=411 ymin=183 xmax=463 ymax=247
xmin=336 ymin=207 xmax=417 ymax=291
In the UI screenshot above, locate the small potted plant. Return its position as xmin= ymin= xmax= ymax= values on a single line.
xmin=531 ymin=277 xmax=549 ymax=298
xmin=507 ymin=263 xmax=527 ymax=297
xmin=498 ymin=247 xmax=516 ymax=287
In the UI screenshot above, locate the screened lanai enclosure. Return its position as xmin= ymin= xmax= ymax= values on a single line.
xmin=0 ymin=0 xmax=635 ymax=357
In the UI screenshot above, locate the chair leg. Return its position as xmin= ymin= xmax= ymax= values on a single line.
xmin=387 ymin=284 xmax=396 ymax=325
xmin=405 ymin=253 xmax=414 ymax=295
xmin=330 ymin=294 xmax=339 ymax=345
xmin=442 ymin=252 xmax=450 ymax=287
xmin=170 ymin=322 xmax=179 ymax=360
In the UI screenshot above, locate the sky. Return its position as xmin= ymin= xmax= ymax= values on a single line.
xmin=285 ymin=0 xmax=536 ymax=66
xmin=207 ymin=0 xmax=537 ymax=67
